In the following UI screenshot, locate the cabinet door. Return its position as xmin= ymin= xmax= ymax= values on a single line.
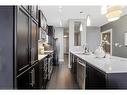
xmin=17 ymin=7 xmax=30 ymax=74
xmin=22 ymin=6 xmax=30 ymax=12
xmin=39 ymin=60 xmax=44 ymax=88
xmin=86 ymin=64 xmax=106 ymax=89
xmin=43 ymin=58 xmax=48 ymax=88
xmin=30 ymin=63 xmax=40 ymax=89
xmin=39 ymin=10 xmax=47 ymax=31
xmin=31 ymin=6 xmax=38 ymax=21
xmin=30 ymin=19 xmax=38 ymax=65
xmin=17 ymin=70 xmax=30 ymax=89
xmin=34 ymin=63 xmax=40 ymax=89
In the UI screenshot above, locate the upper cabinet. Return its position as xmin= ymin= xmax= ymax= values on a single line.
xmin=17 ymin=7 xmax=30 ymax=74
xmin=39 ymin=10 xmax=48 ymax=32
xmin=30 ymin=6 xmax=38 ymax=22
xmin=22 ymin=6 xmax=38 ymax=22
xmin=22 ymin=6 xmax=30 ymax=12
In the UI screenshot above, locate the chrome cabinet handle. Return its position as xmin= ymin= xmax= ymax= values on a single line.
xmin=19 ymin=64 xmax=29 ymax=71
xmin=30 ymin=68 xmax=35 ymax=87
xmin=31 ymin=60 xmax=38 ymax=65
xmin=77 ymin=58 xmax=86 ymax=67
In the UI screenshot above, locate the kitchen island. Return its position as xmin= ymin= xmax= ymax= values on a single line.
xmin=70 ymin=51 xmax=127 ymax=89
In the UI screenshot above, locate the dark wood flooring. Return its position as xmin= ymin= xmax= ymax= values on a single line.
xmin=46 ymin=54 xmax=79 ymax=89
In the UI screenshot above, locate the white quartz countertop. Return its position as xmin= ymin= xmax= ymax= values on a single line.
xmin=38 ymin=50 xmax=54 ymax=61
xmin=38 ymin=54 xmax=48 ymax=61
xmin=71 ymin=51 xmax=127 ymax=74
xmin=44 ymin=50 xmax=54 ymax=53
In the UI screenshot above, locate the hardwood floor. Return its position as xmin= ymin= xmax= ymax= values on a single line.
xmin=46 ymin=54 xmax=79 ymax=89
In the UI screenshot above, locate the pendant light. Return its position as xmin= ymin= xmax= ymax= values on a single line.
xmin=80 ymin=23 xmax=83 ymax=31
xmin=106 ymin=6 xmax=123 ymax=22
xmin=101 ymin=6 xmax=123 ymax=22
xmin=87 ymin=15 xmax=91 ymax=26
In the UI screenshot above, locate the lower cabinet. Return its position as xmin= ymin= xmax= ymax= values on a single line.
xmin=17 ymin=70 xmax=31 ymax=89
xmin=70 ymin=53 xmax=106 ymax=89
xmin=70 ymin=53 xmax=77 ymax=79
xmin=70 ymin=53 xmax=86 ymax=89
xmin=17 ymin=54 xmax=54 ymax=89
xmin=39 ymin=57 xmax=48 ymax=89
xmin=85 ymin=64 xmax=106 ymax=89
xmin=17 ymin=62 xmax=40 ymax=89
xmin=71 ymin=53 xmax=127 ymax=89
xmin=29 ymin=63 xmax=40 ymax=89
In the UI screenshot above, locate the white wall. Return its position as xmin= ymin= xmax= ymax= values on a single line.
xmin=54 ymin=27 xmax=64 ymax=62
xmin=86 ymin=27 xmax=101 ymax=52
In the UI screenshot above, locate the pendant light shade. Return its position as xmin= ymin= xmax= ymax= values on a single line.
xmin=106 ymin=6 xmax=123 ymax=22
xmin=80 ymin=23 xmax=83 ymax=31
xmin=87 ymin=15 xmax=91 ymax=26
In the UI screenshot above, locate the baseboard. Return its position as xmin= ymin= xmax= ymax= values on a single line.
xmin=68 ymin=64 xmax=71 ymax=68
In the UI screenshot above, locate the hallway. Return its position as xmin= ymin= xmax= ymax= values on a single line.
xmin=46 ymin=55 xmax=79 ymax=89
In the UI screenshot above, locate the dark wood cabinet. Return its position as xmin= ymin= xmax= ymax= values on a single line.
xmin=70 ymin=53 xmax=106 ymax=89
xmin=38 ymin=59 xmax=44 ymax=88
xmin=39 ymin=57 xmax=48 ymax=89
xmin=29 ymin=62 xmax=40 ymax=89
xmin=70 ymin=53 xmax=86 ymax=89
xmin=39 ymin=10 xmax=47 ymax=31
xmin=30 ymin=19 xmax=38 ymax=64
xmin=17 ymin=7 xmax=30 ymax=74
xmin=85 ymin=64 xmax=106 ymax=89
xmin=70 ymin=53 xmax=77 ymax=80
xmin=22 ymin=6 xmax=30 ymax=13
xmin=30 ymin=6 xmax=38 ymax=21
xmin=0 ymin=6 xmax=40 ymax=89
xmin=0 ymin=6 xmax=52 ymax=89
xmin=16 ymin=61 xmax=40 ymax=89
xmin=17 ymin=69 xmax=31 ymax=89
xmin=16 ymin=6 xmax=39 ymax=89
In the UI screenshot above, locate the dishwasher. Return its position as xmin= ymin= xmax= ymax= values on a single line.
xmin=77 ymin=58 xmax=86 ymax=89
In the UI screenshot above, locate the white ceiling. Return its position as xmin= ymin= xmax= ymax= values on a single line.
xmin=39 ymin=6 xmax=127 ymax=27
